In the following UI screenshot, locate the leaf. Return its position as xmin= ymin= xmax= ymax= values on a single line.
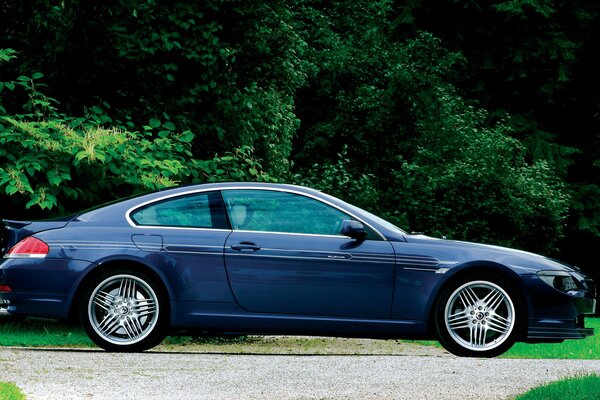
xmin=32 ymin=72 xmax=44 ymax=79
xmin=26 ymin=197 xmax=39 ymax=209
xmin=44 ymin=193 xmax=58 ymax=209
xmin=74 ymin=150 xmax=89 ymax=163
xmin=25 ymin=165 xmax=37 ymax=176
xmin=149 ymin=118 xmax=161 ymax=128
xmin=61 ymin=187 xmax=79 ymax=199
xmin=47 ymin=171 xmax=62 ymax=186
xmin=163 ymin=121 xmax=176 ymax=131
xmin=6 ymin=185 xmax=18 ymax=195
xmin=179 ymin=131 xmax=194 ymax=142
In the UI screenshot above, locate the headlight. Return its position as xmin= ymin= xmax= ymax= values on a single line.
xmin=537 ymin=271 xmax=578 ymax=293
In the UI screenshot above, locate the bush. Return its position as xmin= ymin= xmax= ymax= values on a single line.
xmin=0 ymin=48 xmax=272 ymax=217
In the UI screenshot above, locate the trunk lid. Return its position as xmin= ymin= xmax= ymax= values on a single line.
xmin=1 ymin=218 xmax=72 ymax=257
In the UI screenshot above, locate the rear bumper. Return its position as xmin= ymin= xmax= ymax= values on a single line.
xmin=0 ymin=257 xmax=93 ymax=319
xmin=0 ymin=297 xmax=9 ymax=314
xmin=0 ymin=292 xmax=71 ymax=319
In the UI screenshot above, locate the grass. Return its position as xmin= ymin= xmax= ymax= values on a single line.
xmin=0 ymin=317 xmax=438 ymax=354
xmin=0 ymin=317 xmax=250 ymax=349
xmin=0 ymin=317 xmax=93 ymax=348
xmin=1 ymin=316 xmax=598 ymax=359
xmin=503 ymin=317 xmax=600 ymax=359
xmin=0 ymin=382 xmax=26 ymax=400
xmin=515 ymin=375 xmax=600 ymax=400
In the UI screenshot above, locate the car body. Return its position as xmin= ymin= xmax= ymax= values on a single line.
xmin=0 ymin=182 xmax=596 ymax=356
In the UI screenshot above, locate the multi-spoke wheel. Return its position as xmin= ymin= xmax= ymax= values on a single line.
xmin=80 ymin=269 xmax=168 ymax=352
xmin=435 ymin=275 xmax=523 ymax=357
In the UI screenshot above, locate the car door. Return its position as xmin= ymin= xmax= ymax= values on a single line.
xmin=221 ymin=189 xmax=396 ymax=319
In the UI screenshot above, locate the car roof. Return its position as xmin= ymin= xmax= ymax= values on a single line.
xmin=74 ymin=182 xmax=404 ymax=241
xmin=76 ymin=182 xmax=324 ymax=223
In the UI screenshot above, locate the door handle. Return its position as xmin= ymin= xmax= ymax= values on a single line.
xmin=231 ymin=242 xmax=261 ymax=252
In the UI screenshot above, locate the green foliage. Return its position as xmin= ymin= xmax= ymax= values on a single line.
xmin=0 ymin=70 xmax=195 ymax=212
xmin=391 ymin=0 xmax=600 ymax=261
xmin=393 ymin=83 xmax=570 ymax=250
xmin=515 ymin=375 xmax=600 ymax=400
xmin=570 ymin=184 xmax=600 ymax=237
xmin=294 ymin=145 xmax=380 ymax=212
xmin=1 ymin=0 xmax=597 ymax=263
xmin=394 ymin=0 xmax=596 ymax=109
xmin=0 ymin=382 xmax=26 ymax=400
xmin=293 ymin=5 xmax=569 ymax=252
xmin=1 ymin=0 xmax=306 ymax=177
xmin=0 ymin=51 xmax=272 ymax=215
xmin=198 ymin=146 xmax=274 ymax=183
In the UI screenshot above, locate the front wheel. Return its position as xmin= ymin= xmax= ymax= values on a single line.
xmin=434 ymin=275 xmax=524 ymax=357
xmin=79 ymin=269 xmax=168 ymax=352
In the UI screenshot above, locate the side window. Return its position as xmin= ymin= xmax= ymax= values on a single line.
xmin=131 ymin=191 xmax=228 ymax=229
xmin=222 ymin=189 xmax=354 ymax=236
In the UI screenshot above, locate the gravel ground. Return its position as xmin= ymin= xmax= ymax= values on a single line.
xmin=1 ymin=346 xmax=600 ymax=399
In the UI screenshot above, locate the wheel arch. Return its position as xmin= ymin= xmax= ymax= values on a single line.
xmin=426 ymin=261 xmax=529 ymax=339
xmin=67 ymin=257 xmax=173 ymax=323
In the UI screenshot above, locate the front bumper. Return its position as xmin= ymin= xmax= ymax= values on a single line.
xmin=523 ymin=272 xmax=596 ymax=341
xmin=527 ymin=315 xmax=594 ymax=341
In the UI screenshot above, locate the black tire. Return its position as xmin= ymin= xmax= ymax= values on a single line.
xmin=79 ymin=268 xmax=168 ymax=352
xmin=434 ymin=274 xmax=524 ymax=358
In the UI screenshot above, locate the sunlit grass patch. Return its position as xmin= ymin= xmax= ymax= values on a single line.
xmin=504 ymin=318 xmax=599 ymax=359
xmin=515 ymin=375 xmax=600 ymax=400
xmin=0 ymin=317 xmax=93 ymax=348
xmin=0 ymin=382 xmax=26 ymax=400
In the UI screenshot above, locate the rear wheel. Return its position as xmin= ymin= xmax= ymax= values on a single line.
xmin=79 ymin=268 xmax=168 ymax=352
xmin=435 ymin=275 xmax=523 ymax=357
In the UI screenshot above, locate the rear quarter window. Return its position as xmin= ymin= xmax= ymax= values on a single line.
xmin=130 ymin=191 xmax=228 ymax=229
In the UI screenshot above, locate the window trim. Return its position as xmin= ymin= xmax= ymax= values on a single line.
xmin=128 ymin=190 xmax=229 ymax=230
xmin=125 ymin=186 xmax=386 ymax=240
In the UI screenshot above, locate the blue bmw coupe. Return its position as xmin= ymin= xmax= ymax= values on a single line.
xmin=0 ymin=183 xmax=596 ymax=357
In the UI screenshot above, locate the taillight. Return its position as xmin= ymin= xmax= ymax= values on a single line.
xmin=0 ymin=284 xmax=11 ymax=293
xmin=5 ymin=237 xmax=49 ymax=258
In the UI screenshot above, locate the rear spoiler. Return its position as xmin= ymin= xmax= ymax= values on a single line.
xmin=1 ymin=220 xmax=32 ymax=256
xmin=1 ymin=218 xmax=72 ymax=257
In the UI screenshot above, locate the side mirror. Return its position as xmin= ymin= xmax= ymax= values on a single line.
xmin=341 ymin=220 xmax=367 ymax=240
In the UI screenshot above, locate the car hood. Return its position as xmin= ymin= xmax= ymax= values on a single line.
xmin=402 ymin=234 xmax=579 ymax=274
